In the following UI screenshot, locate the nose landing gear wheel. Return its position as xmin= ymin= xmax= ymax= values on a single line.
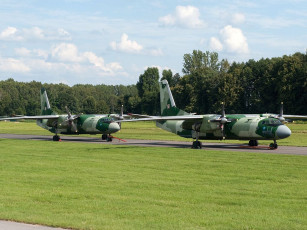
xmin=107 ymin=136 xmax=113 ymax=142
xmin=269 ymin=140 xmax=278 ymax=149
xmin=269 ymin=143 xmax=278 ymax=149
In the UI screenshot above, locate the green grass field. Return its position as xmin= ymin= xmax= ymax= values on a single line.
xmin=1 ymin=121 xmax=307 ymax=146
xmin=0 ymin=139 xmax=306 ymax=230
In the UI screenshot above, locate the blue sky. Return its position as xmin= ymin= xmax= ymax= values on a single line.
xmin=0 ymin=0 xmax=306 ymax=85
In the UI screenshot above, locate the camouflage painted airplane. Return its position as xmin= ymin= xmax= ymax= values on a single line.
xmin=0 ymin=88 xmax=125 ymax=141
xmin=122 ymin=80 xmax=307 ymax=149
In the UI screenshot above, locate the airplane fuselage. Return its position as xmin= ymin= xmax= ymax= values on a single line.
xmin=36 ymin=114 xmax=120 ymax=135
xmin=156 ymin=115 xmax=291 ymax=141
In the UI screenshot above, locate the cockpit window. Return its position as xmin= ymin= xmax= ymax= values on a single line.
xmin=101 ymin=117 xmax=114 ymax=123
xmin=262 ymin=118 xmax=282 ymax=126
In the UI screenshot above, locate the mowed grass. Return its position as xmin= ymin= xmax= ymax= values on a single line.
xmin=1 ymin=121 xmax=307 ymax=146
xmin=0 ymin=139 xmax=306 ymax=229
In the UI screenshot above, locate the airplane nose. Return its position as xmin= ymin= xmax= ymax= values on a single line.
xmin=108 ymin=122 xmax=120 ymax=133
xmin=275 ymin=125 xmax=291 ymax=139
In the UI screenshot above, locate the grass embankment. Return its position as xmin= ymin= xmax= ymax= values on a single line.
xmin=1 ymin=121 xmax=307 ymax=146
xmin=0 ymin=139 xmax=306 ymax=229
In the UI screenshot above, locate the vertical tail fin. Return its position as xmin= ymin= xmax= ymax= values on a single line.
xmin=159 ymin=80 xmax=188 ymax=116
xmin=40 ymin=88 xmax=54 ymax=115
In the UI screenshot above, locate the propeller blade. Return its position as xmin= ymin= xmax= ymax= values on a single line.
xmin=118 ymin=105 xmax=124 ymax=129
xmin=65 ymin=106 xmax=72 ymax=119
xmin=210 ymin=102 xmax=229 ymax=124
xmin=279 ymin=102 xmax=283 ymax=117
xmin=120 ymin=105 xmax=123 ymax=119
xmin=278 ymin=102 xmax=285 ymax=122
xmin=71 ymin=121 xmax=78 ymax=132
xmin=62 ymin=106 xmax=79 ymax=132
xmin=221 ymin=102 xmax=228 ymax=124
xmin=221 ymin=102 xmax=225 ymax=118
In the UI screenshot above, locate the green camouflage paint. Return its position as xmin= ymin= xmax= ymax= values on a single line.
xmin=37 ymin=88 xmax=120 ymax=136
xmin=157 ymin=80 xmax=290 ymax=142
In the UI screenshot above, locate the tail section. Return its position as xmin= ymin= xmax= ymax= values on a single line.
xmin=159 ymin=80 xmax=189 ymax=116
xmin=40 ymin=88 xmax=54 ymax=115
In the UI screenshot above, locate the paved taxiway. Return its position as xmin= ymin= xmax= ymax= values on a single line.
xmin=0 ymin=133 xmax=306 ymax=155
xmin=0 ymin=220 xmax=66 ymax=230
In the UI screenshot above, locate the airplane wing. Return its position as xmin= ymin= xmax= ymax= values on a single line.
xmin=109 ymin=114 xmax=136 ymax=119
xmin=0 ymin=115 xmax=60 ymax=121
xmin=264 ymin=113 xmax=307 ymax=121
xmin=118 ymin=115 xmax=204 ymax=122
xmin=127 ymin=113 xmax=152 ymax=119
xmin=283 ymin=115 xmax=307 ymax=120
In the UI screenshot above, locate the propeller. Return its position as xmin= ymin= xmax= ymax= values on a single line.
xmin=210 ymin=102 xmax=230 ymax=139
xmin=220 ymin=102 xmax=228 ymax=124
xmin=268 ymin=102 xmax=285 ymax=122
xmin=277 ymin=102 xmax=285 ymax=122
xmin=60 ymin=106 xmax=80 ymax=132
xmin=117 ymin=105 xmax=124 ymax=128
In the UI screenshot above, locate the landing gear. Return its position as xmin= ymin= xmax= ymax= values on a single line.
xmin=269 ymin=140 xmax=278 ymax=149
xmin=102 ymin=134 xmax=107 ymax=140
xmin=248 ymin=140 xmax=258 ymax=147
xmin=192 ymin=141 xmax=202 ymax=149
xmin=192 ymin=130 xmax=202 ymax=149
xmin=102 ymin=134 xmax=113 ymax=142
xmin=107 ymin=136 xmax=113 ymax=142
xmin=53 ymin=135 xmax=61 ymax=141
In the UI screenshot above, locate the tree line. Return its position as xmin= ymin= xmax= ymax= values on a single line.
xmin=0 ymin=51 xmax=306 ymax=116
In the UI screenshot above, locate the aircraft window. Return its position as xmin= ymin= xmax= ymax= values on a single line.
xmin=101 ymin=117 xmax=114 ymax=123
xmin=269 ymin=119 xmax=282 ymax=125
xmin=262 ymin=119 xmax=282 ymax=126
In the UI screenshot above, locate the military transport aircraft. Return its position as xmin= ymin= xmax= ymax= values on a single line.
xmin=0 ymin=88 xmax=126 ymax=142
xmin=120 ymin=80 xmax=307 ymax=149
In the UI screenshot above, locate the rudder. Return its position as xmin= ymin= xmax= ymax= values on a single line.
xmin=40 ymin=88 xmax=54 ymax=115
xmin=159 ymin=80 xmax=188 ymax=116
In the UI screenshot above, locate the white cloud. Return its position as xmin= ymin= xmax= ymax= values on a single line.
xmin=51 ymin=43 xmax=83 ymax=62
xmin=33 ymin=49 xmax=49 ymax=59
xmin=57 ymin=28 xmax=72 ymax=40
xmin=15 ymin=47 xmax=49 ymax=59
xmin=0 ymin=26 xmax=71 ymax=41
xmin=50 ymin=43 xmax=122 ymax=73
xmin=209 ymin=25 xmax=249 ymax=54
xmin=23 ymin=27 xmax=44 ymax=39
xmin=209 ymin=37 xmax=223 ymax=51
xmin=149 ymin=48 xmax=163 ymax=56
xmin=1 ymin=43 xmax=123 ymax=82
xmin=0 ymin=57 xmax=30 ymax=72
xmin=83 ymin=51 xmax=122 ymax=73
xmin=110 ymin=33 xmax=143 ymax=53
xmin=220 ymin=25 xmax=249 ymax=54
xmin=159 ymin=5 xmax=205 ymax=29
xmin=15 ymin=47 xmax=31 ymax=56
xmin=0 ymin=27 xmax=23 ymax=41
xmin=232 ymin=13 xmax=245 ymax=24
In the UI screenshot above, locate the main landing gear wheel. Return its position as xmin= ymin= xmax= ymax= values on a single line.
xmin=53 ymin=135 xmax=61 ymax=141
xmin=107 ymin=136 xmax=113 ymax=142
xmin=248 ymin=140 xmax=258 ymax=147
xmin=101 ymin=134 xmax=107 ymax=140
xmin=192 ymin=141 xmax=202 ymax=149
